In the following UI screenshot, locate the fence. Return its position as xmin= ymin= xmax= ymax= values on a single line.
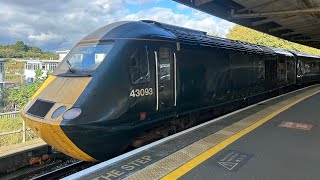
xmin=0 ymin=111 xmax=30 ymax=143
xmin=0 ymin=111 xmax=20 ymax=120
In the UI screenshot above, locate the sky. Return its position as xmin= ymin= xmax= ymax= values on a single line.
xmin=0 ymin=0 xmax=235 ymax=51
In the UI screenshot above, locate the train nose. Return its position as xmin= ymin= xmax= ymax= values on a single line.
xmin=21 ymin=75 xmax=97 ymax=161
xmin=22 ymin=112 xmax=96 ymax=161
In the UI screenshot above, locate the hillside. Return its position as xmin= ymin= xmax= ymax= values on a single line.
xmin=0 ymin=41 xmax=58 ymax=60
xmin=227 ymin=25 xmax=320 ymax=55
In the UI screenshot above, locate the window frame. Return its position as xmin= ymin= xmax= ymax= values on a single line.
xmin=128 ymin=45 xmax=151 ymax=84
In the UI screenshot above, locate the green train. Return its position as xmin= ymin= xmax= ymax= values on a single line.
xmin=21 ymin=20 xmax=320 ymax=161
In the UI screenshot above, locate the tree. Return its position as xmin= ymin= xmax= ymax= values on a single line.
xmin=0 ymin=41 xmax=59 ymax=59
xmin=29 ymin=46 xmax=42 ymax=53
xmin=13 ymin=41 xmax=27 ymax=52
xmin=227 ymin=25 xmax=320 ymax=55
xmin=46 ymin=70 xmax=52 ymax=77
xmin=35 ymin=69 xmax=43 ymax=82
xmin=0 ymin=88 xmax=9 ymax=111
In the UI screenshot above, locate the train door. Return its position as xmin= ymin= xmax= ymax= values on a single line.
xmin=286 ymin=56 xmax=295 ymax=85
xmin=265 ymin=58 xmax=278 ymax=90
xmin=154 ymin=46 xmax=177 ymax=111
xmin=286 ymin=58 xmax=289 ymax=83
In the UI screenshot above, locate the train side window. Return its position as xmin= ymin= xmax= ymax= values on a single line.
xmin=159 ymin=47 xmax=171 ymax=81
xmin=129 ymin=46 xmax=150 ymax=84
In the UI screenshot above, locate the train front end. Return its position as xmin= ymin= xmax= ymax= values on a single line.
xmin=21 ymin=75 xmax=97 ymax=161
xmin=21 ymin=20 xmax=178 ymax=161
xmin=20 ymin=30 xmax=118 ymax=161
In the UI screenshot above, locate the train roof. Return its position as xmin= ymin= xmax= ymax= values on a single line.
xmin=142 ymin=20 xmax=277 ymax=57
xmin=290 ymin=50 xmax=320 ymax=59
xmin=81 ymin=20 xmax=320 ymax=59
xmin=82 ymin=20 xmax=276 ymax=56
xmin=270 ymin=48 xmax=294 ymax=57
xmin=81 ymin=21 xmax=176 ymax=43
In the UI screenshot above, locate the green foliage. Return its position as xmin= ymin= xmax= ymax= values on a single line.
xmin=6 ymin=69 xmax=45 ymax=109
xmin=0 ymin=41 xmax=58 ymax=60
xmin=35 ymin=69 xmax=43 ymax=80
xmin=29 ymin=46 xmax=42 ymax=53
xmin=7 ymin=82 xmax=42 ymax=109
xmin=0 ymin=118 xmax=22 ymax=133
xmin=0 ymin=117 xmax=38 ymax=147
xmin=227 ymin=25 xmax=320 ymax=55
xmin=13 ymin=41 xmax=28 ymax=52
xmin=0 ymin=89 xmax=9 ymax=111
xmin=5 ymin=74 xmax=21 ymax=83
xmin=47 ymin=70 xmax=52 ymax=76
xmin=5 ymin=60 xmax=24 ymax=84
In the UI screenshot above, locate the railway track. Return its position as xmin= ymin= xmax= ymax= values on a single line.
xmin=0 ymin=148 xmax=92 ymax=180
xmin=31 ymin=161 xmax=93 ymax=180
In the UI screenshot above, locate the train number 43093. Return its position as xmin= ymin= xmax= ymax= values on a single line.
xmin=130 ymin=88 xmax=153 ymax=97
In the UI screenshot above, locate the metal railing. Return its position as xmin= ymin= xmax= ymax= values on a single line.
xmin=0 ymin=111 xmax=30 ymax=143
xmin=0 ymin=111 xmax=20 ymax=120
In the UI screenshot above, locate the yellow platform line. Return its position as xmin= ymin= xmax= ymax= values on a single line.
xmin=161 ymin=89 xmax=320 ymax=180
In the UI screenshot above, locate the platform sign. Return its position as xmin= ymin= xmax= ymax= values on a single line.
xmin=278 ymin=121 xmax=313 ymax=131
xmin=216 ymin=150 xmax=252 ymax=171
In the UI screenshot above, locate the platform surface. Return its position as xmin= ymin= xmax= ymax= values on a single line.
xmin=66 ymin=85 xmax=320 ymax=180
xmin=0 ymin=138 xmax=46 ymax=158
xmin=180 ymin=90 xmax=320 ymax=180
xmin=0 ymin=138 xmax=47 ymax=174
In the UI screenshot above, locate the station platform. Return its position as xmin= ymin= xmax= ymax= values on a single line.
xmin=66 ymin=85 xmax=320 ymax=180
xmin=0 ymin=139 xmax=47 ymax=174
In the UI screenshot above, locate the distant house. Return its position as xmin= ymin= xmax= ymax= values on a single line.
xmin=56 ymin=50 xmax=69 ymax=61
xmin=20 ymin=59 xmax=62 ymax=83
xmin=0 ymin=58 xmax=15 ymax=90
xmin=0 ymin=58 xmax=8 ymax=90
xmin=17 ymin=50 xmax=69 ymax=83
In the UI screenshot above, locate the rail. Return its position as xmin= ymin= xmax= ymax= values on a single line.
xmin=32 ymin=161 xmax=90 ymax=180
xmin=0 ymin=111 xmax=29 ymax=143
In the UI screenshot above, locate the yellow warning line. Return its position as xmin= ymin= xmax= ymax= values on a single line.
xmin=161 ymin=89 xmax=320 ymax=180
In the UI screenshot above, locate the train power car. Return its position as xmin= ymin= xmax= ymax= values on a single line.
xmin=21 ymin=20 xmax=320 ymax=161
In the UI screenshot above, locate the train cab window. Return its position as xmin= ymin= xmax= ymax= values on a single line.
xmin=53 ymin=42 xmax=114 ymax=75
xmin=129 ymin=46 xmax=150 ymax=84
xmin=159 ymin=47 xmax=171 ymax=81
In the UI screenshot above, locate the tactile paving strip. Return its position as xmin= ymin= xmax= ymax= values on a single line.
xmin=125 ymin=86 xmax=320 ymax=180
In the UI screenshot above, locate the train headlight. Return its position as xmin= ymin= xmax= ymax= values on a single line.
xmin=51 ymin=106 xmax=66 ymax=119
xmin=62 ymin=108 xmax=82 ymax=120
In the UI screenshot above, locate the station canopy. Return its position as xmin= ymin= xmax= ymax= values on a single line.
xmin=173 ymin=0 xmax=320 ymax=49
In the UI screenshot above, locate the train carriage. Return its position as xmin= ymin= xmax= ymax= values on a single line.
xmin=21 ymin=20 xmax=320 ymax=161
xmin=291 ymin=51 xmax=320 ymax=84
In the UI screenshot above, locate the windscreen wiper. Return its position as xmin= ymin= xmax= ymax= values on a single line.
xmin=66 ymin=59 xmax=74 ymax=73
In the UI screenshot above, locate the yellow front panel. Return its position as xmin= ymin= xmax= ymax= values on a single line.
xmin=21 ymin=75 xmax=97 ymax=161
